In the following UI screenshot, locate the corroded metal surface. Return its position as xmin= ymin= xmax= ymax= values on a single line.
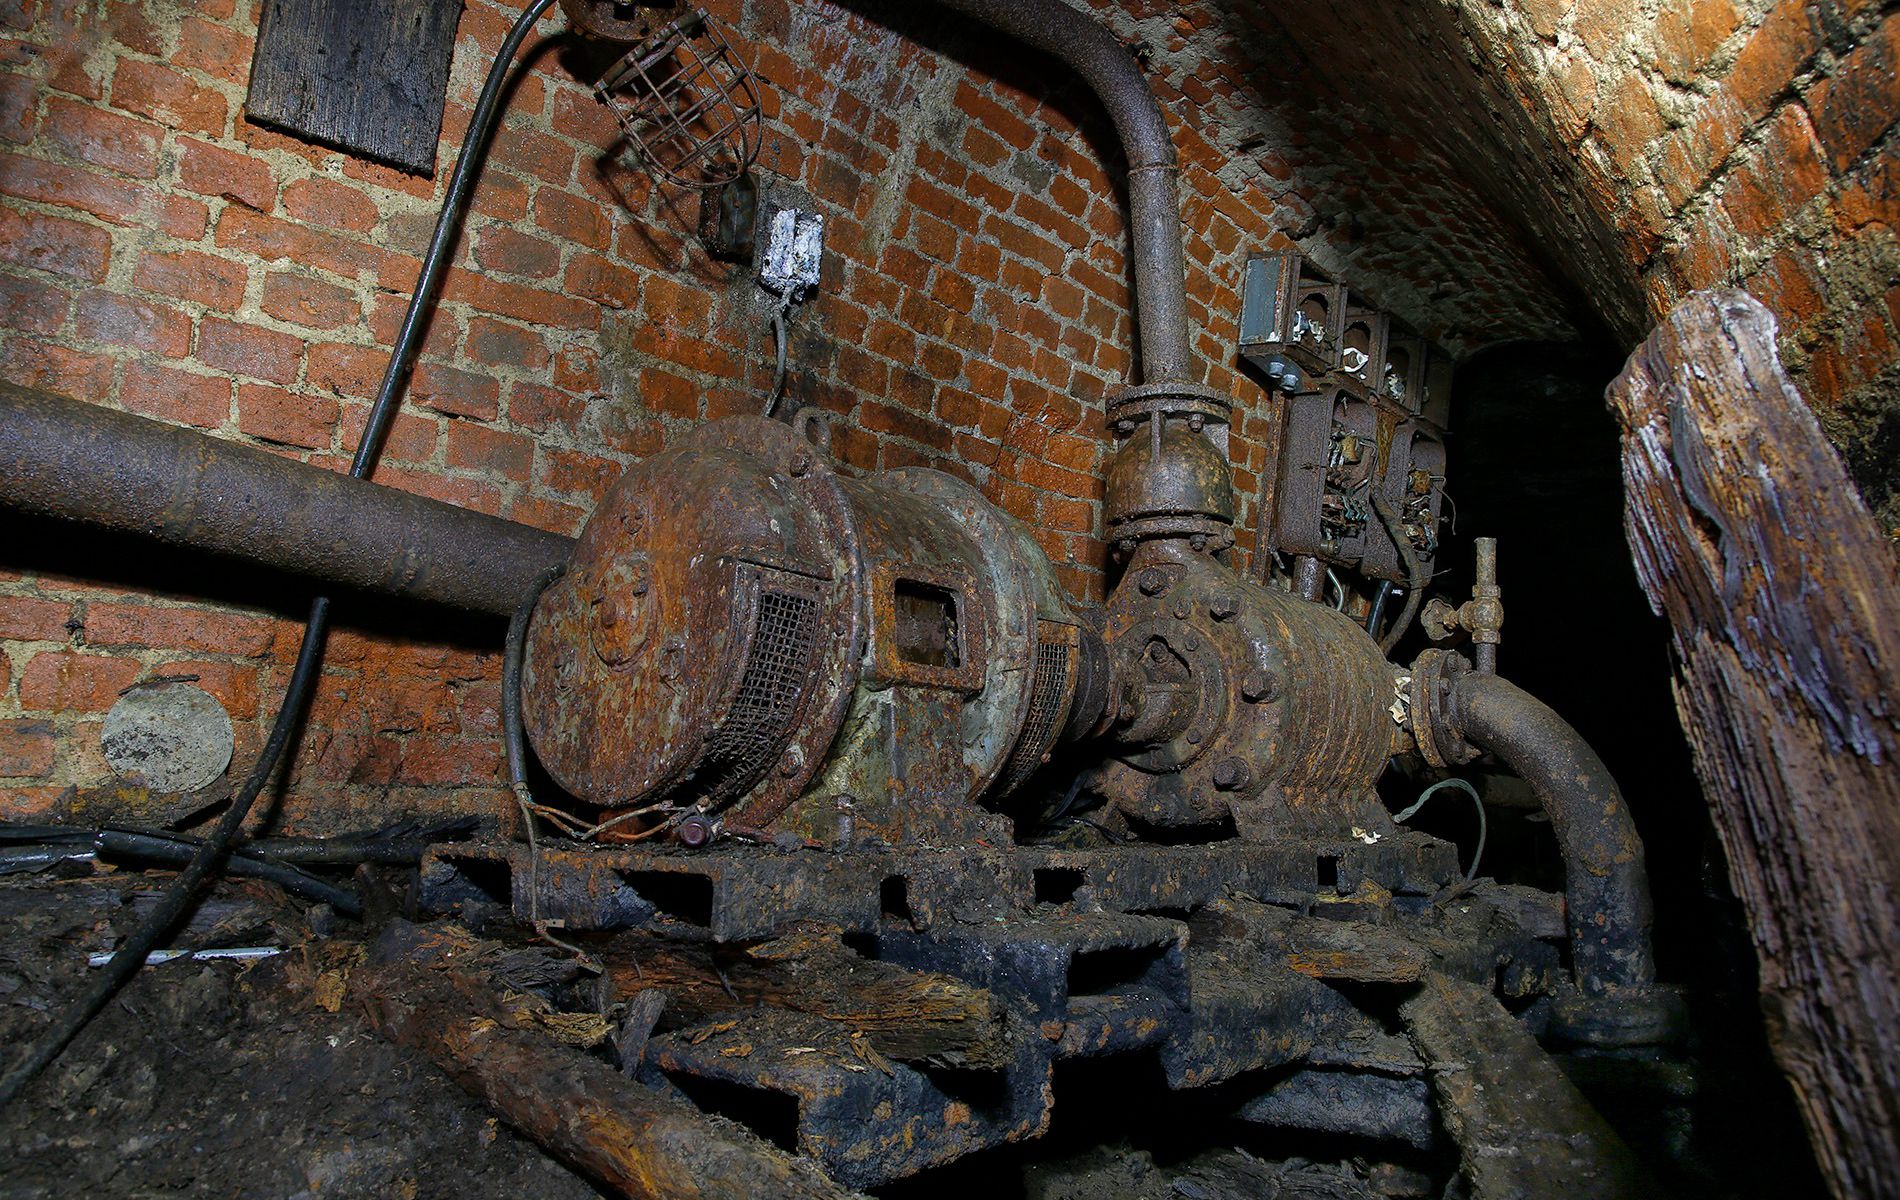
xmin=1095 ymin=542 xmax=1401 ymax=837
xmin=520 ymin=416 xmax=858 ymax=829
xmin=646 ymin=1006 xmax=1051 ymax=1189
xmin=1443 ymin=668 xmax=1656 ymax=997
xmin=0 ymin=383 xmax=573 ymax=616
xmin=418 ymin=834 xmax=1461 ymax=943
xmin=417 ymin=831 xmax=1565 ymax=1190
xmin=519 ymin=415 xmax=1086 ymax=846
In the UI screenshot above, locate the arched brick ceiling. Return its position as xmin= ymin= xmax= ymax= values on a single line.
xmin=1093 ymin=0 xmax=1628 ymax=357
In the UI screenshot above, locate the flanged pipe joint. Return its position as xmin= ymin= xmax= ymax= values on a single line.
xmin=1104 ymin=383 xmax=1239 ymax=556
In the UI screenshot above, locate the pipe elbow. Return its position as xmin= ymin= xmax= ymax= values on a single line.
xmin=1444 ymin=670 xmax=1658 ymax=1000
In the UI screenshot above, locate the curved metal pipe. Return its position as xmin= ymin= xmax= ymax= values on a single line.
xmin=930 ymin=0 xmax=1191 ymax=385
xmin=1448 ymin=671 xmax=1657 ymax=996
xmin=0 ymin=384 xmax=573 ymax=617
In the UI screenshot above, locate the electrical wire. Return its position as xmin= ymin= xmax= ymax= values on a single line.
xmin=504 ymin=565 xmax=592 ymax=959
xmin=1370 ymin=493 xmax=1425 ymax=655
xmin=0 ymin=594 xmax=329 ymax=1108
xmin=764 ymin=290 xmax=796 ymax=416
xmin=1365 ymin=580 xmax=1394 ymax=637
xmin=0 ymin=0 xmax=562 ymax=1110
xmin=92 ymin=828 xmax=363 ymax=916
xmin=1393 ymin=777 xmax=1486 ymax=884
xmin=1324 ymin=567 xmax=1348 ymax=611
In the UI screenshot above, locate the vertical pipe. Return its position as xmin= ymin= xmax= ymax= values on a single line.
xmin=1472 ymin=536 xmax=1500 ymax=675
xmin=926 ymin=0 xmax=1190 ymax=386
xmin=1293 ymin=556 xmax=1324 ymax=602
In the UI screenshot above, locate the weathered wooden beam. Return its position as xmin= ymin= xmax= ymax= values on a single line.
xmin=600 ymin=927 xmax=1013 ymax=1070
xmin=355 ymin=923 xmax=866 ymax=1200
xmin=1606 ymin=290 xmax=1900 ymax=1200
xmin=1403 ymin=972 xmax=1654 ymax=1199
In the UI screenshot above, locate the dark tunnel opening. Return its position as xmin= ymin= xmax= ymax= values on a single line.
xmin=1439 ymin=339 xmax=1826 ymax=1199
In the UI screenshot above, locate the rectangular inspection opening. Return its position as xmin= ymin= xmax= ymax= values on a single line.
xmin=620 ymin=870 xmax=714 ymax=927
xmin=1316 ymin=854 xmax=1340 ymax=893
xmin=1068 ymin=945 xmax=1168 ymax=998
xmin=1035 ymin=868 xmax=1086 ymax=906
xmin=892 ymin=579 xmax=961 ymax=668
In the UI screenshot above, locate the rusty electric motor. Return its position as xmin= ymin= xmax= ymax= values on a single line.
xmin=520 ymin=415 xmax=1100 ymax=846
xmin=520 ymin=407 xmax=1415 ymax=850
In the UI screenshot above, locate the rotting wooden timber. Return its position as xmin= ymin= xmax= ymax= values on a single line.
xmin=1607 ymin=290 xmax=1900 ymax=1200
xmin=1402 ymin=972 xmax=1654 ymax=1198
xmin=354 ymin=921 xmax=867 ymax=1200
xmin=598 ymin=924 xmax=1014 ymax=1070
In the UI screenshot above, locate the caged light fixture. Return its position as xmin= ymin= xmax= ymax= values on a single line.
xmin=564 ymin=0 xmax=764 ymax=187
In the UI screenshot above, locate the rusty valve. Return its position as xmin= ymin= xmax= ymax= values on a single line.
xmin=1420 ymin=536 xmax=1503 ymax=674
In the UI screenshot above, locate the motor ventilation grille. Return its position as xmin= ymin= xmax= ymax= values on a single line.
xmin=695 ymin=580 xmax=821 ymax=804
xmin=996 ymin=626 xmax=1074 ymax=798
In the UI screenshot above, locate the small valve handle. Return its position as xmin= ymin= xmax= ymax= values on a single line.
xmin=1416 ymin=537 xmax=1504 ymax=674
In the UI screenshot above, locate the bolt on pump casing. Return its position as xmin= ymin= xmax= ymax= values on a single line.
xmin=519 ymin=415 xmax=1091 ymax=846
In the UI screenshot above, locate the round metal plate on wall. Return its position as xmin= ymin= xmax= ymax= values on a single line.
xmin=101 ymin=681 xmax=235 ymax=794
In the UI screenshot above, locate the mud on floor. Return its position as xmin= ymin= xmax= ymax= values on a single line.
xmin=0 ymin=874 xmax=602 ymax=1200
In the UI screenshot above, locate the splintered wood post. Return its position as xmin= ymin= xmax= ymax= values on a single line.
xmin=1402 ymin=972 xmax=1655 ymax=1199
xmin=355 ymin=924 xmax=867 ymax=1200
xmin=1606 ymin=289 xmax=1900 ymax=1200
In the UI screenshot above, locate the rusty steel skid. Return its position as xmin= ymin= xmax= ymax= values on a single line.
xmin=1094 ymin=540 xmax=1404 ymax=836
xmin=417 ymin=833 xmax=1461 ymax=942
xmin=0 ymin=383 xmax=574 ymax=616
xmin=643 ymin=1005 xmax=1052 ymax=1189
xmin=519 ymin=415 xmax=1086 ymax=842
xmin=417 ymin=834 xmax=1573 ymax=1187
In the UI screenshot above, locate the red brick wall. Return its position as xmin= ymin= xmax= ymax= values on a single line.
xmin=1442 ymin=0 xmax=1900 ymax=525
xmin=0 ymin=0 xmax=1314 ymax=829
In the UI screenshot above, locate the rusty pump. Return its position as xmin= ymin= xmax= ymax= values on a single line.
xmin=0 ymin=0 xmax=1677 ymax=1186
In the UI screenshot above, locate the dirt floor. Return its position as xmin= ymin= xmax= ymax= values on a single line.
xmin=0 ymin=869 xmax=1429 ymax=1200
xmin=0 ymin=872 xmax=605 ymax=1200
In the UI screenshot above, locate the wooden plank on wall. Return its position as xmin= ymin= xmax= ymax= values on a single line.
xmin=1606 ymin=289 xmax=1900 ymax=1200
xmin=246 ymin=0 xmax=465 ymax=175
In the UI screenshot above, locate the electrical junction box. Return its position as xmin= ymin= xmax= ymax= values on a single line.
xmin=760 ymin=207 xmax=824 ymax=299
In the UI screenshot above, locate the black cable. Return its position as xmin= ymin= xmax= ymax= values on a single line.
xmin=354 ymin=0 xmax=560 ymax=478
xmin=0 ymin=593 xmax=329 ymax=1107
xmin=0 ymin=0 xmax=561 ymax=1109
xmin=1371 ymin=495 xmax=1426 ymax=656
xmin=1365 ymin=579 xmax=1393 ymax=638
xmin=94 ymin=829 xmax=363 ymax=917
